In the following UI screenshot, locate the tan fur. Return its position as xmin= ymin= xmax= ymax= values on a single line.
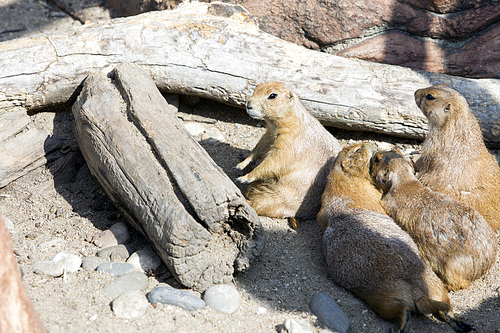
xmin=236 ymin=82 xmax=342 ymax=224
xmin=371 ymin=150 xmax=498 ymax=291
xmin=0 ymin=212 xmax=47 ymax=333
xmin=414 ymin=84 xmax=500 ymax=231
xmin=316 ymin=142 xmax=385 ymax=230
xmin=319 ymin=143 xmax=473 ymax=332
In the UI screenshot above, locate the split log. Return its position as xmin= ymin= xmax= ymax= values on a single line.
xmin=1 ymin=1 xmax=500 ymax=146
xmin=72 ymin=62 xmax=265 ymax=291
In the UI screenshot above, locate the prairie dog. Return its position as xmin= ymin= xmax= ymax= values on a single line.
xmin=0 ymin=212 xmax=47 ymax=333
xmin=414 ymin=84 xmax=500 ymax=231
xmin=319 ymin=143 xmax=473 ymax=333
xmin=316 ymin=142 xmax=384 ymax=230
xmin=236 ymin=82 xmax=342 ymax=228
xmin=371 ymin=149 xmax=498 ymax=291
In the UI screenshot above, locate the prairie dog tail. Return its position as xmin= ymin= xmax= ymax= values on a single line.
xmin=416 ymin=296 xmax=450 ymax=315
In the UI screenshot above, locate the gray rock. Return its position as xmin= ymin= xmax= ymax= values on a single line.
xmin=93 ymin=222 xmax=131 ymax=248
xmin=203 ymin=284 xmax=241 ymax=314
xmin=97 ymin=262 xmax=134 ymax=277
xmin=126 ymin=246 xmax=162 ymax=272
xmin=82 ymin=256 xmax=107 ymax=271
xmin=279 ymin=318 xmax=315 ymax=333
xmin=102 ymin=271 xmax=149 ymax=299
xmin=111 ymin=290 xmax=149 ymax=319
xmin=96 ymin=244 xmax=135 ymax=261
xmin=51 ymin=250 xmax=82 ymax=272
xmin=310 ymin=293 xmax=351 ymax=333
xmin=32 ymin=261 xmax=64 ymax=277
xmin=147 ymin=285 xmax=205 ymax=311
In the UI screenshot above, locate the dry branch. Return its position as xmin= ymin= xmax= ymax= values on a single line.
xmin=72 ymin=62 xmax=265 ymax=291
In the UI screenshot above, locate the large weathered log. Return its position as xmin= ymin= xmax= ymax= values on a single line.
xmin=72 ymin=62 xmax=265 ymax=291
xmin=1 ymin=2 xmax=500 ymax=144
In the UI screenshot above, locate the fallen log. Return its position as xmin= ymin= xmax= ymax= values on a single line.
xmin=1 ymin=1 xmax=500 ymax=146
xmin=72 ymin=62 xmax=265 ymax=291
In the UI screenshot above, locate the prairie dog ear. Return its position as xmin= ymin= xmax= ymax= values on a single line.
xmin=444 ymin=103 xmax=452 ymax=113
xmin=341 ymin=159 xmax=350 ymax=171
xmin=286 ymin=90 xmax=294 ymax=101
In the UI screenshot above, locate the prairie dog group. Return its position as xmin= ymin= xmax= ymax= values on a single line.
xmin=318 ymin=143 xmax=472 ymax=332
xmin=414 ymin=84 xmax=500 ymax=231
xmin=371 ymin=149 xmax=497 ymax=291
xmin=236 ymin=82 xmax=341 ymax=227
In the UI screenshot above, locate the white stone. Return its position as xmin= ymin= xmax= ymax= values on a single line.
xmin=3 ymin=216 xmax=15 ymax=233
xmin=203 ymin=284 xmax=241 ymax=314
xmin=51 ymin=250 xmax=82 ymax=272
xmin=279 ymin=318 xmax=315 ymax=333
xmin=184 ymin=122 xmax=207 ymax=136
xmin=111 ymin=290 xmax=149 ymax=319
xmin=201 ymin=127 xmax=225 ymax=142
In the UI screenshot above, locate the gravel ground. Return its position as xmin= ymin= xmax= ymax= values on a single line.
xmin=1 ymin=1 xmax=500 ymax=332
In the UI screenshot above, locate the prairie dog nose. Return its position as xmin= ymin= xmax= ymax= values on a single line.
xmin=246 ymin=100 xmax=254 ymax=111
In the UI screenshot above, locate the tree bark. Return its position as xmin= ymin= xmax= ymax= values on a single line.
xmin=1 ymin=2 xmax=500 ymax=145
xmin=72 ymin=62 xmax=265 ymax=291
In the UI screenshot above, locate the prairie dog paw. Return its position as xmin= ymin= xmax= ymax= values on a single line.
xmin=236 ymin=159 xmax=251 ymax=170
xmin=235 ymin=175 xmax=254 ymax=184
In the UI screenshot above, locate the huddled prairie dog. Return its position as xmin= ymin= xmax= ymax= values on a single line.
xmin=318 ymin=143 xmax=473 ymax=333
xmin=414 ymin=84 xmax=500 ymax=231
xmin=316 ymin=142 xmax=385 ymax=230
xmin=236 ymin=82 xmax=342 ymax=228
xmin=371 ymin=149 xmax=498 ymax=291
xmin=0 ymin=212 xmax=47 ymax=333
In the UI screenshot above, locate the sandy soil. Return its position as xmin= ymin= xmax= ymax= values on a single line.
xmin=1 ymin=1 xmax=500 ymax=332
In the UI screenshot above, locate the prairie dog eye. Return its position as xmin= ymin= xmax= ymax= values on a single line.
xmin=268 ymin=93 xmax=277 ymax=100
xmin=425 ymin=94 xmax=435 ymax=100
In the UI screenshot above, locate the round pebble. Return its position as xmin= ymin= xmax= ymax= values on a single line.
xmin=310 ymin=293 xmax=351 ymax=333
xmin=148 ymin=285 xmax=205 ymax=311
xmin=32 ymin=261 xmax=64 ymax=277
xmin=96 ymin=244 xmax=134 ymax=261
xmin=82 ymin=256 xmax=107 ymax=271
xmin=97 ymin=261 xmax=134 ymax=276
xmin=51 ymin=250 xmax=82 ymax=272
xmin=279 ymin=318 xmax=315 ymax=333
xmin=94 ymin=222 xmax=131 ymax=248
xmin=111 ymin=290 xmax=149 ymax=319
xmin=102 ymin=271 xmax=149 ymax=299
xmin=126 ymin=246 xmax=162 ymax=272
xmin=203 ymin=284 xmax=241 ymax=314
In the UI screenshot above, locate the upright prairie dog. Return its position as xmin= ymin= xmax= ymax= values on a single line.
xmin=414 ymin=84 xmax=500 ymax=231
xmin=236 ymin=82 xmax=342 ymax=228
xmin=318 ymin=143 xmax=473 ymax=332
xmin=0 ymin=212 xmax=47 ymax=333
xmin=371 ymin=150 xmax=498 ymax=291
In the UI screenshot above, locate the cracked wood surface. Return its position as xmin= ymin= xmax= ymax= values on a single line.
xmin=1 ymin=1 xmax=500 ymax=147
xmin=72 ymin=62 xmax=265 ymax=291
